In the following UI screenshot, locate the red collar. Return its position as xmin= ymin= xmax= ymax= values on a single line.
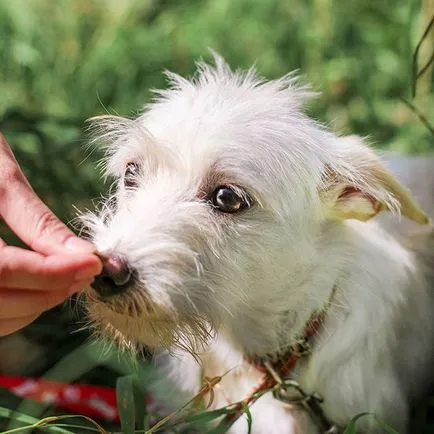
xmin=219 ymin=299 xmax=339 ymax=433
xmin=245 ymin=309 xmax=325 ymax=405
xmin=247 ymin=310 xmax=324 ymax=378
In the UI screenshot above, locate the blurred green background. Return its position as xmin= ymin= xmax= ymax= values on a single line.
xmin=0 ymin=0 xmax=433 ymax=229
xmin=0 ymin=0 xmax=433 ymax=432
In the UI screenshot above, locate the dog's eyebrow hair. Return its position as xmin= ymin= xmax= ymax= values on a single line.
xmin=197 ymin=165 xmax=261 ymax=209
xmin=197 ymin=163 xmax=254 ymax=200
xmin=197 ymin=165 xmax=229 ymax=199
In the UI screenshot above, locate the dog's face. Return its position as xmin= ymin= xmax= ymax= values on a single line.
xmin=83 ymin=56 xmax=428 ymax=354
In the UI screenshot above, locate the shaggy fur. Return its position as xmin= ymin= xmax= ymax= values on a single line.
xmin=82 ymin=55 xmax=433 ymax=433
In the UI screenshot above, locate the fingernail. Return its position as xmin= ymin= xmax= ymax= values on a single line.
xmin=68 ymin=280 xmax=92 ymax=296
xmin=64 ymin=237 xmax=96 ymax=253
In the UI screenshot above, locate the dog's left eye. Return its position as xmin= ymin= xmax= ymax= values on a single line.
xmin=211 ymin=186 xmax=250 ymax=213
xmin=124 ymin=162 xmax=139 ymax=189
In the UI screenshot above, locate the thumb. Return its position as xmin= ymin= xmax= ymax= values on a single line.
xmin=0 ymin=134 xmax=95 ymax=255
xmin=4 ymin=186 xmax=95 ymax=255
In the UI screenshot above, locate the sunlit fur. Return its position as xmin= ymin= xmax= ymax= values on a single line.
xmin=82 ymin=54 xmax=433 ymax=433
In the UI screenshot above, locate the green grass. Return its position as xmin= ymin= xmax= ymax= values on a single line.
xmin=0 ymin=337 xmax=432 ymax=433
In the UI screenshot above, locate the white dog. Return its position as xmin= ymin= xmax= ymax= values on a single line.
xmin=82 ymin=55 xmax=433 ymax=433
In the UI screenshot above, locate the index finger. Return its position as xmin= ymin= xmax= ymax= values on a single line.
xmin=0 ymin=245 xmax=102 ymax=290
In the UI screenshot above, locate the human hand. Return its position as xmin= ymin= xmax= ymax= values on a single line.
xmin=0 ymin=133 xmax=102 ymax=336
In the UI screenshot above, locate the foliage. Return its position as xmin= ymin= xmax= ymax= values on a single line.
xmin=0 ymin=0 xmax=433 ymax=230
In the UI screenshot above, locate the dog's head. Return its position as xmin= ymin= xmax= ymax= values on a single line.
xmin=82 ymin=55 xmax=429 ymax=354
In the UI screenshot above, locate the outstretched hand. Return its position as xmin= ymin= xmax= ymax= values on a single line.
xmin=0 ymin=133 xmax=102 ymax=336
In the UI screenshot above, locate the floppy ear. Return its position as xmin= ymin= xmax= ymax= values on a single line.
xmin=320 ymin=135 xmax=430 ymax=224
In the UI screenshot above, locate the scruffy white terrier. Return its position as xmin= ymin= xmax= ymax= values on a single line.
xmin=82 ymin=55 xmax=433 ymax=433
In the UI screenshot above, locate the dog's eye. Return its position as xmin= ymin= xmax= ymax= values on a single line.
xmin=211 ymin=186 xmax=250 ymax=213
xmin=124 ymin=162 xmax=139 ymax=189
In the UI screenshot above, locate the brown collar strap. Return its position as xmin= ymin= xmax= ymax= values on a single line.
xmin=247 ymin=310 xmax=325 ymax=378
xmin=219 ymin=289 xmax=339 ymax=433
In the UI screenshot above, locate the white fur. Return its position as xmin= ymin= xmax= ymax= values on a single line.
xmin=82 ymin=55 xmax=433 ymax=433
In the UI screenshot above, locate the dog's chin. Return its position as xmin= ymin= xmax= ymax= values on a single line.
xmin=85 ymin=296 xmax=213 ymax=354
xmin=87 ymin=301 xmax=178 ymax=350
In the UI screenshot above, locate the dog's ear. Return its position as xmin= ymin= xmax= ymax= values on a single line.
xmin=320 ymin=135 xmax=430 ymax=224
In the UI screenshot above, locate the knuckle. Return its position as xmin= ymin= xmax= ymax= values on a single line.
xmin=0 ymin=160 xmax=22 ymax=198
xmin=0 ymin=136 xmax=21 ymax=198
xmin=33 ymin=209 xmax=65 ymax=244
xmin=0 ymin=162 xmax=22 ymax=192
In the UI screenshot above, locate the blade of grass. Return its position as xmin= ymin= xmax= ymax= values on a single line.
xmin=411 ymin=15 xmax=434 ymax=97
xmin=343 ymin=412 xmax=400 ymax=434
xmin=31 ymin=414 xmax=108 ymax=434
xmin=116 ymin=375 xmax=136 ymax=434
xmin=180 ymin=407 xmax=236 ymax=425
xmin=0 ymin=407 xmax=73 ymax=434
xmin=145 ymin=374 xmax=229 ymax=433
xmin=342 ymin=412 xmax=372 ymax=434
xmin=48 ymin=424 xmax=102 ymax=432
xmin=132 ymin=376 xmax=148 ymax=432
xmin=399 ymin=97 xmax=434 ymax=135
xmin=241 ymin=402 xmax=253 ymax=434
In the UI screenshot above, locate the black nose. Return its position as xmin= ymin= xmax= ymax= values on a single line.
xmin=91 ymin=256 xmax=134 ymax=298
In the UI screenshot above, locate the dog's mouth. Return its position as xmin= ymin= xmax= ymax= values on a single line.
xmin=85 ymin=283 xmax=165 ymax=318
xmin=84 ymin=289 xmax=214 ymax=353
xmin=87 ymin=292 xmax=143 ymax=317
xmin=83 ymin=254 xmax=214 ymax=351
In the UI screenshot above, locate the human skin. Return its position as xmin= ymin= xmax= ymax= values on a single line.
xmin=0 ymin=133 xmax=102 ymax=336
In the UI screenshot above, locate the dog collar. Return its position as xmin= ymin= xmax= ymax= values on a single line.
xmin=220 ymin=287 xmax=339 ymax=433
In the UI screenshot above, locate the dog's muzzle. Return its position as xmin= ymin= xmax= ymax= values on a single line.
xmin=90 ymin=255 xmax=135 ymax=298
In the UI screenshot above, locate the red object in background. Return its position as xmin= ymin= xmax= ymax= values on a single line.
xmin=0 ymin=375 xmax=159 ymax=422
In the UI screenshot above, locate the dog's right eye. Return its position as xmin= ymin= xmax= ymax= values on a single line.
xmin=124 ymin=162 xmax=139 ymax=189
xmin=211 ymin=186 xmax=250 ymax=213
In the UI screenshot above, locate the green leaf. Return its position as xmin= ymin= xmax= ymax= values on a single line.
xmin=0 ymin=412 xmax=69 ymax=433
xmin=116 ymin=373 xmax=152 ymax=432
xmin=342 ymin=412 xmax=373 ymax=434
xmin=241 ymin=402 xmax=253 ymax=434
xmin=343 ymin=412 xmax=401 ymax=434
xmin=116 ymin=375 xmax=136 ymax=434
xmin=183 ymin=407 xmax=235 ymax=425
xmin=170 ymin=407 xmax=237 ymax=433
xmin=132 ymin=375 xmax=148 ymax=432
xmin=0 ymin=408 xmax=97 ymax=434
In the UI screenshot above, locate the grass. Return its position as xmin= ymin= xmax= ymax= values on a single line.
xmin=1 ymin=337 xmax=432 ymax=433
xmin=0 ymin=366 xmax=413 ymax=434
